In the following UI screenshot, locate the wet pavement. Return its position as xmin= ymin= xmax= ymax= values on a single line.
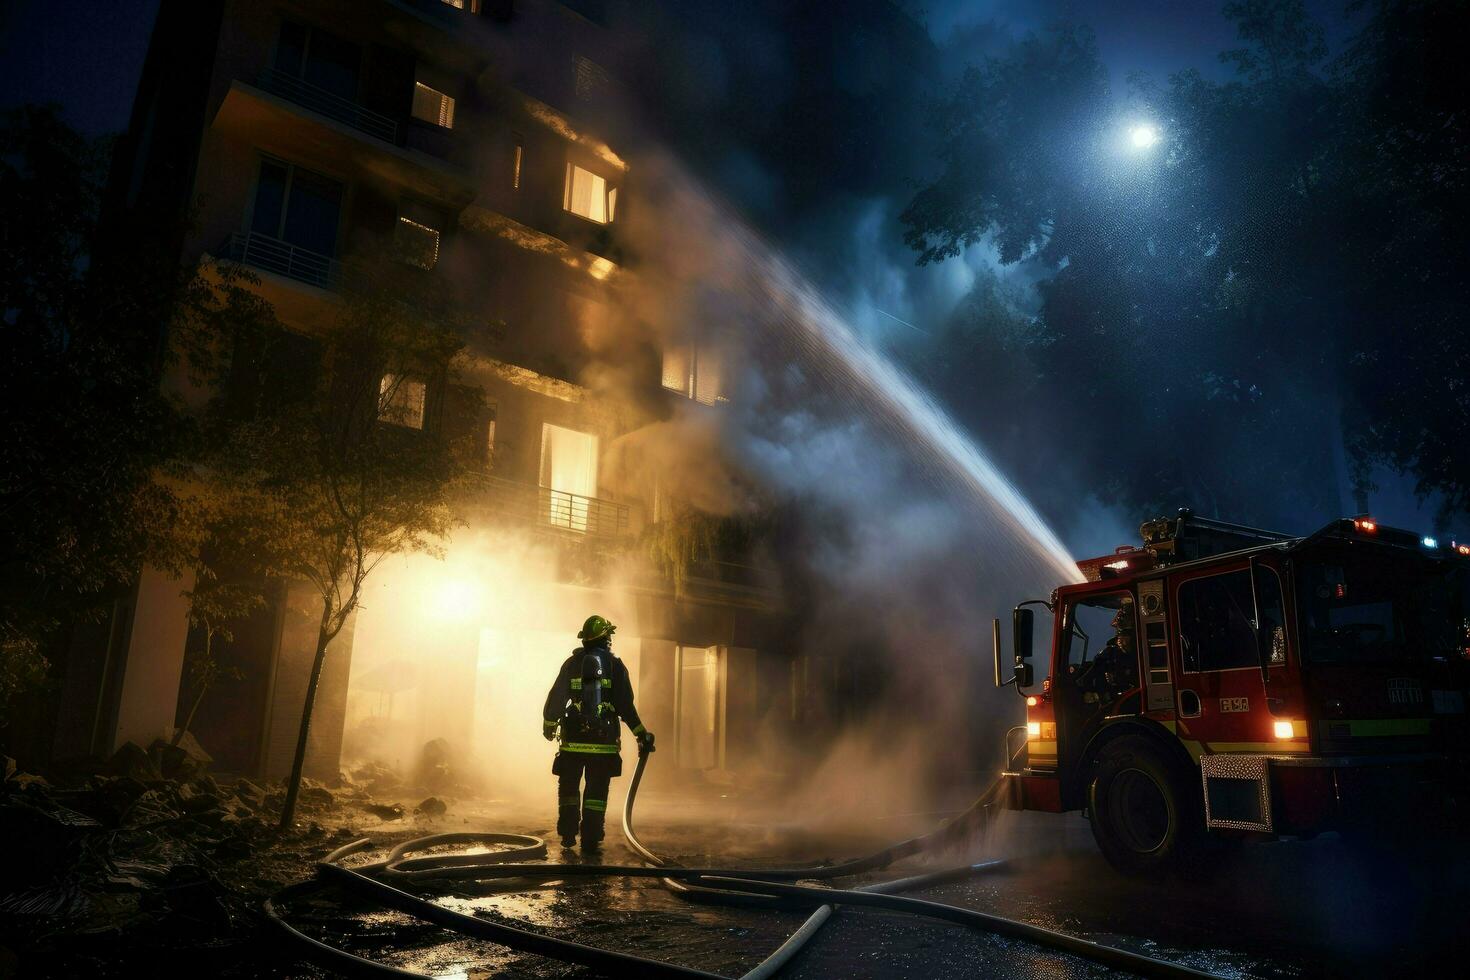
xmin=258 ymin=788 xmax=1470 ymax=980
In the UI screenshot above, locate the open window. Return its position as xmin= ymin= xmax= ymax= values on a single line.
xmin=539 ymin=423 xmax=598 ymax=531
xmin=563 ymin=163 xmax=617 ymax=224
xmin=378 ymin=374 xmax=426 ymax=429
xmin=412 ymin=80 xmax=456 ymax=129
xmin=1059 ymin=592 xmax=1140 ymax=711
xmin=394 ymin=200 xmax=446 ymax=270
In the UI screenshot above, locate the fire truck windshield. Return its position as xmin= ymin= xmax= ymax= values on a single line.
xmin=1299 ymin=556 xmax=1470 ymax=664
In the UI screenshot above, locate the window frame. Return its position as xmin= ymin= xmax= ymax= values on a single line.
xmin=412 ymin=80 xmax=456 ymax=130
xmin=661 ymin=342 xmax=728 ymax=405
xmin=377 ymin=373 xmax=428 ymax=430
xmin=245 ymin=154 xmax=346 ymax=257
xmin=562 ymin=161 xmax=617 ymax=224
xmin=1175 ymin=563 xmax=1286 ymax=675
xmin=1059 ymin=590 xmax=1134 ymax=675
xmin=393 ymin=199 xmax=446 ymax=271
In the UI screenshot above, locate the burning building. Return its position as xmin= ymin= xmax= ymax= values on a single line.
xmin=27 ymin=0 xmax=794 ymax=797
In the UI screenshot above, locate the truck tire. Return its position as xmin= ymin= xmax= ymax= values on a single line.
xmin=1087 ymin=735 xmax=1204 ymax=876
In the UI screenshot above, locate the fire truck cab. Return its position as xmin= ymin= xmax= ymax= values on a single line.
xmin=996 ymin=510 xmax=1470 ymax=874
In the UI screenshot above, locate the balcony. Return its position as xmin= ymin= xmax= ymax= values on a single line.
xmin=475 ymin=476 xmax=630 ymax=539
xmin=221 ymin=231 xmax=344 ymax=291
xmin=255 ymin=67 xmax=399 ymax=145
xmin=212 ymin=79 xmax=474 ymax=208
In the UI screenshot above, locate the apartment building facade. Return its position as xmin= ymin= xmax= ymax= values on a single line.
xmin=36 ymin=0 xmax=794 ymax=789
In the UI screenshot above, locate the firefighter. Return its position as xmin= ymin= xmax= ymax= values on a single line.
xmin=542 ymin=615 xmax=654 ymax=851
xmin=1094 ymin=601 xmax=1139 ymax=697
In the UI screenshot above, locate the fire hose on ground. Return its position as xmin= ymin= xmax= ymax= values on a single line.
xmin=264 ymin=740 xmax=1225 ymax=980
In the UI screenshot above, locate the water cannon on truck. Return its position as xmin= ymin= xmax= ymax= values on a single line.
xmin=993 ymin=509 xmax=1470 ymax=874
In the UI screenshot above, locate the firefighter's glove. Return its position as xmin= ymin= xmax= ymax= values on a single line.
xmin=542 ymin=720 xmax=558 ymax=742
xmin=636 ymin=729 xmax=656 ymax=755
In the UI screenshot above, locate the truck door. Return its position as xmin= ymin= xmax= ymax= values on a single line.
xmin=1174 ymin=562 xmax=1287 ymax=751
xmin=1054 ymin=590 xmax=1139 ymax=780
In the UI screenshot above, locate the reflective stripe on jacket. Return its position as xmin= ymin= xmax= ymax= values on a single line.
xmin=543 ymin=645 xmax=644 ymax=755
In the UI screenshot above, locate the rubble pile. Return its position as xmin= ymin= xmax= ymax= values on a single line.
xmin=0 ymin=738 xmax=358 ymax=975
xmin=0 ymin=737 xmax=470 ymax=974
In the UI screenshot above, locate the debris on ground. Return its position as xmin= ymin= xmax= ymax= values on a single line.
xmin=416 ymin=738 xmax=454 ymax=792
xmin=0 ymin=739 xmax=488 ymax=976
xmin=414 ymin=796 xmax=447 ymax=818
xmin=362 ymin=802 xmax=405 ymax=821
xmin=0 ymin=738 xmax=367 ymax=977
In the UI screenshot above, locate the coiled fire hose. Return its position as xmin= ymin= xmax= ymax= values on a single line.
xmin=264 ymin=746 xmax=1224 ymax=979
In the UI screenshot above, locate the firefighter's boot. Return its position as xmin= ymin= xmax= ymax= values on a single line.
xmin=557 ymin=793 xmax=580 ymax=848
xmin=581 ymin=797 xmax=606 ymax=851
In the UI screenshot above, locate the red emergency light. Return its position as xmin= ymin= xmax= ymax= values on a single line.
xmin=1353 ymin=518 xmax=1377 ymax=533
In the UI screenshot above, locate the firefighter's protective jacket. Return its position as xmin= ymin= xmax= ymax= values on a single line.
xmin=542 ymin=646 xmax=646 ymax=756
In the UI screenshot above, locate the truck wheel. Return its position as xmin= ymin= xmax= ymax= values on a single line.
xmin=1088 ymin=736 xmax=1203 ymax=876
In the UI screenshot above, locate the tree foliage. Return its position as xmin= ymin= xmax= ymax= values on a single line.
xmin=180 ymin=258 xmax=481 ymax=825
xmin=0 ymin=107 xmax=197 ymax=701
xmin=901 ymin=0 xmax=1470 ymax=531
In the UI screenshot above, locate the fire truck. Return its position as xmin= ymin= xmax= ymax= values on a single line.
xmin=994 ymin=510 xmax=1470 ymax=874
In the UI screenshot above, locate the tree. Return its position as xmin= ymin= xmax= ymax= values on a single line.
xmin=0 ymin=106 xmax=198 ymax=705
xmin=188 ymin=260 xmax=481 ymax=827
xmin=896 ymin=2 xmax=1442 ymax=531
xmin=1333 ymin=0 xmax=1470 ymax=524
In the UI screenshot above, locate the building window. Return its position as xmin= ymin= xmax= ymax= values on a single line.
xmin=575 ymin=56 xmax=611 ymax=101
xmin=485 ymin=405 xmax=497 ymax=462
xmin=394 ymin=201 xmax=445 ymax=270
xmin=379 ymin=374 xmax=427 ymax=429
xmin=662 ymin=343 xmax=726 ymax=405
xmin=440 ymin=0 xmax=482 ymax=10
xmin=512 ymin=139 xmax=523 ymax=190
xmin=275 ymin=22 xmax=361 ymax=102
xmin=539 ymin=423 xmax=598 ymax=531
xmin=413 ymin=81 xmax=456 ymax=129
xmin=249 ymin=159 xmax=344 ymax=259
xmin=563 ymin=163 xmax=616 ymax=224
xmin=395 ymin=217 xmax=439 ymax=270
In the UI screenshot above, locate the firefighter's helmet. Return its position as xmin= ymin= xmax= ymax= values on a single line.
xmin=578 ymin=615 xmax=616 ymax=644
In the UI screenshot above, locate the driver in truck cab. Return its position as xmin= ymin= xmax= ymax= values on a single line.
xmin=1080 ymin=600 xmax=1139 ymax=705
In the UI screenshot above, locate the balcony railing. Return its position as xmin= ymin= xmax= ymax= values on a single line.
xmin=477 ymin=477 xmax=630 ymax=539
xmin=256 ymin=67 xmax=400 ymax=145
xmin=221 ymin=231 xmax=344 ymax=291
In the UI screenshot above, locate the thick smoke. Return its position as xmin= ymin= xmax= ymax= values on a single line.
xmin=344 ymin=4 xmax=1086 ymax=824
xmin=596 ymin=153 xmax=1078 ymax=813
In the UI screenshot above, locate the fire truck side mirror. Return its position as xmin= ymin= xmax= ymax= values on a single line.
xmin=1013 ymin=608 xmax=1036 ymax=690
xmin=1012 ymin=606 xmax=1035 ymax=669
xmin=992 ymin=618 xmax=1004 ymax=687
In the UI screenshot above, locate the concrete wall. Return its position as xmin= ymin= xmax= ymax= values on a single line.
xmin=261 ymin=584 xmax=357 ymax=783
xmin=110 ymin=566 xmax=196 ymax=752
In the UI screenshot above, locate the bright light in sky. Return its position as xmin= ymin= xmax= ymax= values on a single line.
xmin=1129 ymin=123 xmax=1160 ymax=149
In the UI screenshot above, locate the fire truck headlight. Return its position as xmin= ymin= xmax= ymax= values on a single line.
xmin=1273 ymin=719 xmax=1300 ymax=739
xmin=1027 ymin=721 xmax=1042 ymax=738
